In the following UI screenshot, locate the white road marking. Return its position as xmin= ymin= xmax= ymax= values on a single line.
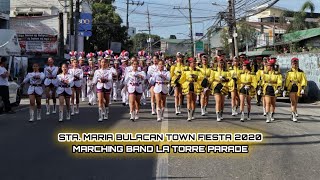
xmin=156 ymin=100 xmax=169 ymax=180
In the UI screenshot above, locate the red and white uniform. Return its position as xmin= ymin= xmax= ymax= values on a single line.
xmin=23 ymin=72 xmax=45 ymax=95
xmin=151 ymin=70 xmax=170 ymax=94
xmin=93 ymin=68 xmax=113 ymax=90
xmin=68 ymin=68 xmax=83 ymax=88
xmin=44 ymin=65 xmax=59 ymax=86
xmin=56 ymin=73 xmax=74 ymax=95
xmin=124 ymin=70 xmax=146 ymax=94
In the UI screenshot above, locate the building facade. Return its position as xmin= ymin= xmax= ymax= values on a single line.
xmin=0 ymin=0 xmax=10 ymax=29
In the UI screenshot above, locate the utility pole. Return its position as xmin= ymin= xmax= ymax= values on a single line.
xmin=227 ymin=0 xmax=235 ymax=58
xmin=58 ymin=12 xmax=64 ymax=59
xmin=74 ymin=0 xmax=80 ymax=52
xmin=126 ymin=0 xmax=129 ymax=28
xmin=173 ymin=2 xmax=194 ymax=57
xmin=232 ymin=0 xmax=238 ymax=57
xmin=147 ymin=6 xmax=152 ymax=55
xmin=126 ymin=1 xmax=144 ymax=29
xmin=69 ymin=0 xmax=74 ymax=50
xmin=188 ymin=0 xmax=194 ymax=57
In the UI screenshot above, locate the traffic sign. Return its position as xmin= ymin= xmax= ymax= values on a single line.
xmin=78 ymin=13 xmax=92 ymax=31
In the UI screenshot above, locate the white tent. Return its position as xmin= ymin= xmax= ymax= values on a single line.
xmin=0 ymin=29 xmax=21 ymax=56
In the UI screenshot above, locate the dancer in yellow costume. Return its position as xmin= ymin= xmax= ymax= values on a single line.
xmin=170 ymin=52 xmax=187 ymax=115
xmin=179 ymin=58 xmax=204 ymax=121
xmin=211 ymin=57 xmax=229 ymax=121
xmin=198 ymin=55 xmax=214 ymax=116
xmin=238 ymin=60 xmax=257 ymax=122
xmin=283 ymin=57 xmax=307 ymax=122
xmin=228 ymin=57 xmax=242 ymax=116
xmin=261 ymin=58 xmax=282 ymax=123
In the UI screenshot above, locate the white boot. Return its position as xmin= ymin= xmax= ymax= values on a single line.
xmin=151 ymin=103 xmax=156 ymax=115
xmin=201 ymin=107 xmax=205 ymax=116
xmin=216 ymin=112 xmax=221 ymax=122
xmin=130 ymin=111 xmax=134 ymax=121
xmin=232 ymin=107 xmax=237 ymax=116
xmin=191 ymin=110 xmax=195 ymax=120
xmin=46 ymin=104 xmax=50 ymax=115
xmin=52 ymin=104 xmax=56 ymax=114
xmin=175 ymin=106 xmax=179 ymax=115
xmin=247 ymin=112 xmax=251 ymax=121
xmin=271 ymin=112 xmax=275 ymax=121
xmin=266 ymin=113 xmax=271 ymax=123
xmin=187 ymin=110 xmax=191 ymax=121
xmin=98 ymin=108 xmax=103 ymax=122
xmin=292 ymin=112 xmax=298 ymax=122
xmin=66 ymin=109 xmax=71 ymax=120
xmin=37 ymin=109 xmax=41 ymax=120
xmin=220 ymin=111 xmax=224 ymax=120
xmin=59 ymin=110 xmax=63 ymax=122
xmin=177 ymin=106 xmax=181 ymax=114
xmin=71 ymin=105 xmax=75 ymax=115
xmin=104 ymin=107 xmax=109 ymax=120
xmin=135 ymin=110 xmax=139 ymax=120
xmin=157 ymin=109 xmax=161 ymax=122
xmin=263 ymin=107 xmax=267 ymax=116
xmin=75 ymin=104 xmax=79 ymax=114
xmin=204 ymin=106 xmax=208 ymax=114
xmin=29 ymin=109 xmax=34 ymax=122
xmin=240 ymin=112 xmax=244 ymax=122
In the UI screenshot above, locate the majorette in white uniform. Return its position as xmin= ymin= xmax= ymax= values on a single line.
xmin=56 ymin=73 xmax=74 ymax=121
xmin=112 ymin=57 xmax=122 ymax=101
xmin=93 ymin=66 xmax=113 ymax=121
xmin=44 ymin=64 xmax=59 ymax=114
xmin=22 ymin=71 xmax=45 ymax=121
xmin=68 ymin=65 xmax=84 ymax=115
xmin=147 ymin=63 xmax=158 ymax=114
xmin=86 ymin=53 xmax=97 ymax=105
xmin=78 ymin=51 xmax=87 ymax=102
xmin=150 ymin=68 xmax=170 ymax=121
xmin=124 ymin=68 xmax=146 ymax=120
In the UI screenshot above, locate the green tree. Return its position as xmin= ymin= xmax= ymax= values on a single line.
xmin=284 ymin=1 xmax=318 ymax=32
xmin=86 ymin=1 xmax=128 ymax=52
xmin=220 ymin=21 xmax=258 ymax=54
xmin=130 ymin=33 xmax=161 ymax=53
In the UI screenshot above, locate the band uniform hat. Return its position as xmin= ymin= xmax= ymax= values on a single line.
xmin=291 ymin=57 xmax=299 ymax=64
xmin=176 ymin=52 xmax=184 ymax=58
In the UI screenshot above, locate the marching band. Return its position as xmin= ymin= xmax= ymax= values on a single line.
xmin=21 ymin=50 xmax=307 ymax=123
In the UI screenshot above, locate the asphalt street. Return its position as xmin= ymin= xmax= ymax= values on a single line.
xmin=0 ymin=97 xmax=320 ymax=180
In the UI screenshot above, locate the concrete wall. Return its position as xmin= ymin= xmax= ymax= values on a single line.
xmin=277 ymin=53 xmax=320 ymax=100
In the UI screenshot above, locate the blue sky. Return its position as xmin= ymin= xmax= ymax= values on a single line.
xmin=114 ymin=0 xmax=320 ymax=39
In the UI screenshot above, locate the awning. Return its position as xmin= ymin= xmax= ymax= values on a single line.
xmin=0 ymin=29 xmax=21 ymax=56
xmin=244 ymin=50 xmax=276 ymax=57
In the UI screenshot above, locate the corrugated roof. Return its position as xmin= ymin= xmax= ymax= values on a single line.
xmin=283 ymin=28 xmax=320 ymax=43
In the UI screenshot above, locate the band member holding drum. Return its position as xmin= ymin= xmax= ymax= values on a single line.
xmin=179 ymin=58 xmax=203 ymax=121
xmin=170 ymin=52 xmax=186 ymax=115
xmin=56 ymin=64 xmax=74 ymax=122
xmin=93 ymin=58 xmax=113 ymax=121
xmin=261 ymin=58 xmax=282 ymax=123
xmin=211 ymin=57 xmax=229 ymax=121
xmin=283 ymin=57 xmax=307 ymax=122
xmin=238 ymin=60 xmax=257 ymax=122
xmin=44 ymin=57 xmax=58 ymax=115
xmin=124 ymin=59 xmax=146 ymax=121
xmin=150 ymin=60 xmax=170 ymax=122
xmin=228 ymin=57 xmax=242 ymax=116
xmin=22 ymin=63 xmax=45 ymax=122
xmin=68 ymin=58 xmax=84 ymax=115
xmin=198 ymin=55 xmax=213 ymax=116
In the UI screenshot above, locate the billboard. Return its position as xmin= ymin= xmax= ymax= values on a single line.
xmin=17 ymin=34 xmax=58 ymax=54
xmin=78 ymin=13 xmax=92 ymax=37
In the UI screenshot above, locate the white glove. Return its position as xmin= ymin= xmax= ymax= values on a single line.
xmin=257 ymin=89 xmax=261 ymax=95
xmin=301 ymin=89 xmax=305 ymax=95
xmin=275 ymin=90 xmax=279 ymax=94
xmin=282 ymin=91 xmax=286 ymax=97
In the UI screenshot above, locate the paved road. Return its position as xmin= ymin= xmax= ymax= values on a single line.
xmin=0 ymin=97 xmax=320 ymax=180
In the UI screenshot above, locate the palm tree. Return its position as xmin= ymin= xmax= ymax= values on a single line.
xmin=285 ymin=1 xmax=318 ymax=32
